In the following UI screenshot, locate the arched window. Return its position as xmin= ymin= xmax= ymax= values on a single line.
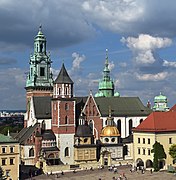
xmin=140 ymin=119 xmax=143 ymax=124
xmin=29 ymin=148 xmax=34 ymax=157
xmin=129 ymin=119 xmax=133 ymax=135
xmin=117 ymin=120 xmax=121 ymax=135
xmin=89 ymin=120 xmax=94 ymax=134
xmin=65 ymin=87 xmax=68 ymax=95
xmin=65 ymin=147 xmax=69 ymax=157
xmin=65 ymin=103 xmax=69 ymax=110
xmin=58 ymin=88 xmax=61 ymax=95
xmin=65 ymin=116 xmax=68 ymax=124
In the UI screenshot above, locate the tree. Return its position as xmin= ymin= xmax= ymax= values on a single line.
xmin=0 ymin=166 xmax=7 ymax=180
xmin=169 ymin=144 xmax=176 ymax=163
xmin=151 ymin=141 xmax=166 ymax=171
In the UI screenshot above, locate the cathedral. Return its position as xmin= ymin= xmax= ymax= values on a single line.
xmin=15 ymin=27 xmax=154 ymax=171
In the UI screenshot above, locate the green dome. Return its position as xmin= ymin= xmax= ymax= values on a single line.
xmin=154 ymin=92 xmax=167 ymax=102
xmin=114 ymin=91 xmax=120 ymax=97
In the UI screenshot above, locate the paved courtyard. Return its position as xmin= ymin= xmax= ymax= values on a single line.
xmin=26 ymin=166 xmax=176 ymax=180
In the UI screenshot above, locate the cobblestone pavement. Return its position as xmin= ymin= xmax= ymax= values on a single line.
xmin=26 ymin=166 xmax=176 ymax=180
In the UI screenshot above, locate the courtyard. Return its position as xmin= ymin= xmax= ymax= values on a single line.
xmin=25 ymin=165 xmax=176 ymax=180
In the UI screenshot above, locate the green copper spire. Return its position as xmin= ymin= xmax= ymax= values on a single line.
xmin=95 ymin=49 xmax=115 ymax=97
xmin=26 ymin=26 xmax=53 ymax=88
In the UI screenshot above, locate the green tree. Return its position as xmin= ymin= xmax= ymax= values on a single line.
xmin=151 ymin=141 xmax=166 ymax=171
xmin=169 ymin=144 xmax=176 ymax=163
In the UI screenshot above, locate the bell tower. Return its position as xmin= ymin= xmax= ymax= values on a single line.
xmin=25 ymin=26 xmax=53 ymax=93
xmin=24 ymin=26 xmax=53 ymax=127
xmin=52 ymin=63 xmax=75 ymax=164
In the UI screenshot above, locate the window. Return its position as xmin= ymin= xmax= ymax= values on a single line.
xmin=117 ymin=120 xmax=121 ymax=135
xmin=111 ymin=138 xmax=115 ymax=142
xmin=140 ymin=119 xmax=143 ymax=124
xmin=89 ymin=120 xmax=94 ymax=134
xmin=2 ymin=159 xmax=6 ymax=166
xmin=40 ymin=67 xmax=45 ymax=76
xmin=65 ymin=103 xmax=69 ymax=110
xmin=105 ymin=138 xmax=109 ymax=142
xmin=65 ymin=116 xmax=68 ymax=124
xmin=65 ymin=147 xmax=69 ymax=157
xmin=138 ymin=148 xmax=140 ymax=154
xmin=129 ymin=119 xmax=133 ymax=135
xmin=10 ymin=158 xmax=14 ymax=165
xmin=148 ymin=138 xmax=150 ymax=144
xmin=58 ymin=88 xmax=61 ymax=95
xmin=143 ymin=149 xmax=145 ymax=155
xmin=148 ymin=149 xmax=151 ymax=156
xmin=138 ymin=138 xmax=140 ymax=143
xmin=29 ymin=148 xmax=34 ymax=157
xmin=143 ymin=138 xmax=145 ymax=144
xmin=84 ymin=138 xmax=88 ymax=143
xmin=2 ymin=147 xmax=6 ymax=153
xmin=10 ymin=147 xmax=14 ymax=153
xmin=169 ymin=138 xmax=172 ymax=144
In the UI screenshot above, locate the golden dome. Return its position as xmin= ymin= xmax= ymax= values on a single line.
xmin=100 ymin=126 xmax=120 ymax=137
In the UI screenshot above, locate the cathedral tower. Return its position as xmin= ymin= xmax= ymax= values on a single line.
xmin=25 ymin=26 xmax=53 ymax=98
xmin=52 ymin=63 xmax=75 ymax=164
xmin=95 ymin=49 xmax=120 ymax=97
xmin=24 ymin=26 xmax=53 ymax=127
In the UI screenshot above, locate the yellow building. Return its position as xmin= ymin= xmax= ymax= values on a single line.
xmin=0 ymin=134 xmax=20 ymax=180
xmin=133 ymin=111 xmax=176 ymax=169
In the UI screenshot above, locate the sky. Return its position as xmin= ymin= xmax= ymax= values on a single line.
xmin=1 ymin=0 xmax=176 ymax=110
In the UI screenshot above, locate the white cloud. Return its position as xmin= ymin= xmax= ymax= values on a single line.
xmin=163 ymin=60 xmax=176 ymax=68
xmin=71 ymin=52 xmax=86 ymax=71
xmin=135 ymin=72 xmax=168 ymax=81
xmin=108 ymin=61 xmax=115 ymax=71
xmin=121 ymin=34 xmax=172 ymax=65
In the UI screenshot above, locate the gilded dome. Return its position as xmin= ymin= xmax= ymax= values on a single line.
xmin=100 ymin=126 xmax=120 ymax=137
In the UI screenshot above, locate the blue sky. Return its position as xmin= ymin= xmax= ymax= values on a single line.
xmin=1 ymin=0 xmax=176 ymax=110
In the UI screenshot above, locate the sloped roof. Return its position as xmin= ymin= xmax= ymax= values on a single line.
xmin=133 ymin=111 xmax=176 ymax=132
xmin=170 ymin=104 xmax=176 ymax=111
xmin=0 ymin=134 xmax=18 ymax=143
xmin=33 ymin=96 xmax=52 ymax=119
xmin=94 ymin=96 xmax=152 ymax=116
xmin=54 ymin=63 xmax=73 ymax=84
xmin=42 ymin=130 xmax=56 ymax=140
xmin=15 ymin=123 xmax=40 ymax=144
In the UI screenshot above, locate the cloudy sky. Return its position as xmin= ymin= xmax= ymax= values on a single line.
xmin=1 ymin=0 xmax=176 ymax=110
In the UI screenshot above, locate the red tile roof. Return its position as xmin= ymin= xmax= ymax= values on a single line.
xmin=133 ymin=111 xmax=176 ymax=132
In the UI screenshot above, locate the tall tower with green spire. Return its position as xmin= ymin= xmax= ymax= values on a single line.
xmin=24 ymin=26 xmax=54 ymax=127
xmin=95 ymin=49 xmax=120 ymax=97
xmin=25 ymin=26 xmax=53 ymax=97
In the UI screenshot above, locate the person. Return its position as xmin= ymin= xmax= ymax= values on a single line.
xmin=61 ymin=171 xmax=64 ymax=175
xmin=73 ymin=169 xmax=76 ymax=173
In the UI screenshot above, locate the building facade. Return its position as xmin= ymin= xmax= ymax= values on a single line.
xmin=133 ymin=111 xmax=176 ymax=169
xmin=0 ymin=134 xmax=20 ymax=180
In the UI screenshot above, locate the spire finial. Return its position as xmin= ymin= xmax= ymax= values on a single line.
xmin=106 ymin=49 xmax=108 ymax=61
xmin=108 ymin=105 xmax=111 ymax=118
xmin=39 ymin=24 xmax=42 ymax=32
